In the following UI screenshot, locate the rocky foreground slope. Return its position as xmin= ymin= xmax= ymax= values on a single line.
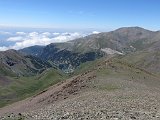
xmin=1 ymin=57 xmax=160 ymax=120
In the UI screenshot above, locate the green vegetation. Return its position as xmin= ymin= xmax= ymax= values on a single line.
xmin=131 ymin=39 xmax=145 ymax=50
xmin=73 ymin=57 xmax=105 ymax=75
xmin=0 ymin=68 xmax=67 ymax=108
xmin=0 ymin=64 xmax=16 ymax=77
xmin=120 ymin=50 xmax=160 ymax=75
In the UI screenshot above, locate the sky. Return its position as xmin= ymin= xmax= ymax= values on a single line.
xmin=0 ymin=0 xmax=160 ymax=51
xmin=0 ymin=0 xmax=160 ymax=30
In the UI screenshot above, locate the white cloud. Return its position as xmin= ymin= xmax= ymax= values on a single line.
xmin=0 ymin=30 xmax=100 ymax=51
xmin=29 ymin=32 xmax=39 ymax=37
xmin=0 ymin=31 xmax=86 ymax=51
xmin=16 ymin=32 xmax=26 ymax=35
xmin=92 ymin=31 xmax=100 ymax=34
xmin=0 ymin=31 xmax=11 ymax=35
xmin=62 ymin=32 xmax=70 ymax=36
xmin=53 ymin=32 xmax=83 ymax=42
xmin=52 ymin=32 xmax=60 ymax=35
xmin=7 ymin=36 xmax=23 ymax=41
xmin=0 ymin=46 xmax=8 ymax=51
xmin=42 ymin=32 xmax=51 ymax=36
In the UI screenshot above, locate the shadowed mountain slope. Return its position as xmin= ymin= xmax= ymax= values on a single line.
xmin=0 ymin=49 xmax=52 ymax=77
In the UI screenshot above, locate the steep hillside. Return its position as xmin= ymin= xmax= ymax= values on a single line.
xmin=0 ymin=49 xmax=52 ymax=77
xmin=40 ymin=44 xmax=104 ymax=73
xmin=0 ymin=68 xmax=67 ymax=108
xmin=19 ymin=45 xmax=45 ymax=56
xmin=1 ymin=57 xmax=160 ymax=119
xmin=0 ymin=49 xmax=67 ymax=108
xmin=121 ymin=40 xmax=160 ymax=75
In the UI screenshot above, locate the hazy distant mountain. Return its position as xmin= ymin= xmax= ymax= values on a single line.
xmin=62 ymin=27 xmax=157 ymax=53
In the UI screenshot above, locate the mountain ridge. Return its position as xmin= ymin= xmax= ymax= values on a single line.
xmin=19 ymin=27 xmax=160 ymax=73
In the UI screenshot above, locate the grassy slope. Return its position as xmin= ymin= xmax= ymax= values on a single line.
xmin=74 ymin=55 xmax=160 ymax=91
xmin=1 ymin=53 xmax=160 ymax=108
xmin=0 ymin=68 xmax=67 ymax=108
xmin=120 ymin=50 xmax=160 ymax=75
xmin=73 ymin=57 xmax=106 ymax=75
xmin=0 ymin=63 xmax=17 ymax=77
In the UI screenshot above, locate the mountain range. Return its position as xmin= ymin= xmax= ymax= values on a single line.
xmin=19 ymin=27 xmax=160 ymax=74
xmin=1 ymin=27 xmax=160 ymax=119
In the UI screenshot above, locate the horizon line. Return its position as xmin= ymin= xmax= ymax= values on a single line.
xmin=0 ymin=24 xmax=159 ymax=32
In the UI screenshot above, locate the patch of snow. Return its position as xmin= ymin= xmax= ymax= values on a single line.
xmin=92 ymin=31 xmax=100 ymax=34
xmin=101 ymin=48 xmax=124 ymax=55
xmin=130 ymin=45 xmax=136 ymax=50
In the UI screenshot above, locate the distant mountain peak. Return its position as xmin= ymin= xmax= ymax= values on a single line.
xmin=114 ymin=26 xmax=153 ymax=33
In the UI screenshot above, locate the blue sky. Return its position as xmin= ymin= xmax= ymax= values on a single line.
xmin=1 ymin=0 xmax=160 ymax=51
xmin=0 ymin=0 xmax=160 ymax=30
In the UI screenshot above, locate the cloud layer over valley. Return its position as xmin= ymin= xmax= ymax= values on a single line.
xmin=0 ymin=30 xmax=98 ymax=51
